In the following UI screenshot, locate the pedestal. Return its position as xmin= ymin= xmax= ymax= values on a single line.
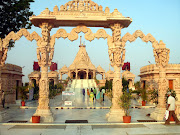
xmin=30 ymin=108 xmax=54 ymax=122
xmin=150 ymin=107 xmax=166 ymax=121
xmin=106 ymin=109 xmax=125 ymax=122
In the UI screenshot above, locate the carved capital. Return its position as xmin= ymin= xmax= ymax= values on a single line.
xmin=108 ymin=47 xmax=126 ymax=67
xmin=153 ymin=48 xmax=170 ymax=68
xmin=37 ymin=47 xmax=54 ymax=67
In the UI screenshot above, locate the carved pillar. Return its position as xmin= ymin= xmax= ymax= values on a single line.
xmin=86 ymin=69 xmax=89 ymax=79
xmin=60 ymin=73 xmax=62 ymax=80
xmin=31 ymin=23 xmax=54 ymax=122
xmin=151 ymin=40 xmax=170 ymax=121
xmin=76 ymin=69 xmax=78 ymax=79
xmin=93 ymin=70 xmax=95 ymax=79
xmin=106 ymin=23 xmax=126 ymax=122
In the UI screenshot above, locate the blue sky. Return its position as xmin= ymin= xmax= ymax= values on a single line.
xmin=6 ymin=0 xmax=180 ymax=83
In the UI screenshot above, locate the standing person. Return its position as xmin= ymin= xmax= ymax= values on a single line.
xmin=87 ymin=88 xmax=90 ymax=96
xmin=1 ymin=90 xmax=5 ymax=108
xmin=89 ymin=89 xmax=94 ymax=104
xmin=82 ymin=88 xmax=85 ymax=102
xmin=165 ymin=91 xmax=180 ymax=125
xmin=93 ymin=87 xmax=97 ymax=99
xmin=102 ymin=88 xmax=105 ymax=101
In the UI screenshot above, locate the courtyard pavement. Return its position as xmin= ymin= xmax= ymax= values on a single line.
xmin=0 ymin=93 xmax=180 ymax=135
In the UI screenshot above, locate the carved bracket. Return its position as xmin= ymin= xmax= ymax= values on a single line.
xmin=121 ymin=30 xmax=159 ymax=49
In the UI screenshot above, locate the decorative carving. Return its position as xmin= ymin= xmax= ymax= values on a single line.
xmin=53 ymin=5 xmax=59 ymax=14
xmin=61 ymin=0 xmax=101 ymax=12
xmin=0 ymin=48 xmax=8 ymax=65
xmin=153 ymin=48 xmax=170 ymax=68
xmin=94 ymin=29 xmax=108 ymax=39
xmin=112 ymin=9 xmax=123 ymax=17
xmin=50 ymin=25 xmax=110 ymax=48
xmin=40 ymin=8 xmax=51 ymax=15
xmin=110 ymin=23 xmax=123 ymax=47
xmin=122 ymin=30 xmax=159 ymax=49
xmin=2 ymin=28 xmax=40 ymax=48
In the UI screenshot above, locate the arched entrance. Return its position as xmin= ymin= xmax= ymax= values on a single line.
xmin=78 ymin=71 xmax=86 ymax=79
xmin=88 ymin=71 xmax=93 ymax=79
xmin=0 ymin=0 xmax=170 ymax=122
xmin=71 ymin=71 xmax=76 ymax=79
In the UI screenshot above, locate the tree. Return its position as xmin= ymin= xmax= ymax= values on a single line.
xmin=122 ymin=77 xmax=129 ymax=92
xmin=0 ymin=0 xmax=34 ymax=47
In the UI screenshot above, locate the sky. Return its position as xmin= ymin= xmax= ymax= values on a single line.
xmin=5 ymin=0 xmax=180 ymax=83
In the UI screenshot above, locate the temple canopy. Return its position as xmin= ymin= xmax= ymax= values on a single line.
xmin=30 ymin=0 xmax=132 ymax=28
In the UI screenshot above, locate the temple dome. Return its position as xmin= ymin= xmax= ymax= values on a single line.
xmin=69 ymin=45 xmax=96 ymax=70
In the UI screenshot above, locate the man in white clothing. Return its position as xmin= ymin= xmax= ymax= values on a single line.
xmin=165 ymin=91 xmax=180 ymax=125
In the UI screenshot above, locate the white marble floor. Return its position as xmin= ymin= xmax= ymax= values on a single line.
xmin=0 ymin=93 xmax=180 ymax=135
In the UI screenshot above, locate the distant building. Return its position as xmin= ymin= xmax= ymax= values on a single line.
xmin=139 ymin=64 xmax=180 ymax=101
xmin=0 ymin=64 xmax=23 ymax=104
xmin=59 ymin=43 xmax=105 ymax=81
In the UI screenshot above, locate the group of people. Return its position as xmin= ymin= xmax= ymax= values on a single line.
xmin=82 ymin=87 xmax=105 ymax=103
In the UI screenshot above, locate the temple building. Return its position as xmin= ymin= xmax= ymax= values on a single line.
xmin=122 ymin=70 xmax=135 ymax=90
xmin=139 ymin=64 xmax=180 ymax=100
xmin=0 ymin=64 xmax=23 ymax=104
xmin=59 ymin=42 xmax=105 ymax=80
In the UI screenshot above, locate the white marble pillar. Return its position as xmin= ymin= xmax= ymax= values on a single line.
xmin=106 ymin=23 xmax=126 ymax=122
xmin=151 ymin=41 xmax=170 ymax=121
xmin=31 ymin=23 xmax=54 ymax=122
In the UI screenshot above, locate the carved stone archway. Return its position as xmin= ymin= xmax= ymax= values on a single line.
xmin=0 ymin=0 xmax=169 ymax=122
xmin=121 ymin=30 xmax=170 ymax=120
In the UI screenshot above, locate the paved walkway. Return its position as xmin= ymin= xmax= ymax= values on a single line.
xmin=0 ymin=93 xmax=180 ymax=134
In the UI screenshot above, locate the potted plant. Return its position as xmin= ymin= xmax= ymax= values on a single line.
xmin=32 ymin=116 xmax=40 ymax=123
xmin=149 ymin=89 xmax=158 ymax=106
xmin=140 ymin=88 xmax=148 ymax=106
xmin=18 ymin=86 xmax=28 ymax=106
xmin=119 ymin=91 xmax=132 ymax=123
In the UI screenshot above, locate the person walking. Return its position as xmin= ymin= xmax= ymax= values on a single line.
xmin=165 ymin=91 xmax=180 ymax=125
xmin=87 ymin=88 xmax=90 ymax=96
xmin=82 ymin=88 xmax=85 ymax=102
xmin=89 ymin=89 xmax=94 ymax=105
xmin=93 ymin=87 xmax=97 ymax=99
xmin=102 ymin=88 xmax=105 ymax=101
xmin=1 ymin=90 xmax=5 ymax=108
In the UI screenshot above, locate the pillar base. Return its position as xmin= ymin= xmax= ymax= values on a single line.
xmin=106 ymin=109 xmax=125 ymax=122
xmin=30 ymin=108 xmax=54 ymax=123
xmin=150 ymin=107 xmax=166 ymax=121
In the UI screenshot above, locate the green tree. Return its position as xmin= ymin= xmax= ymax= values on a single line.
xmin=122 ymin=77 xmax=129 ymax=92
xmin=0 ymin=0 xmax=34 ymax=47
